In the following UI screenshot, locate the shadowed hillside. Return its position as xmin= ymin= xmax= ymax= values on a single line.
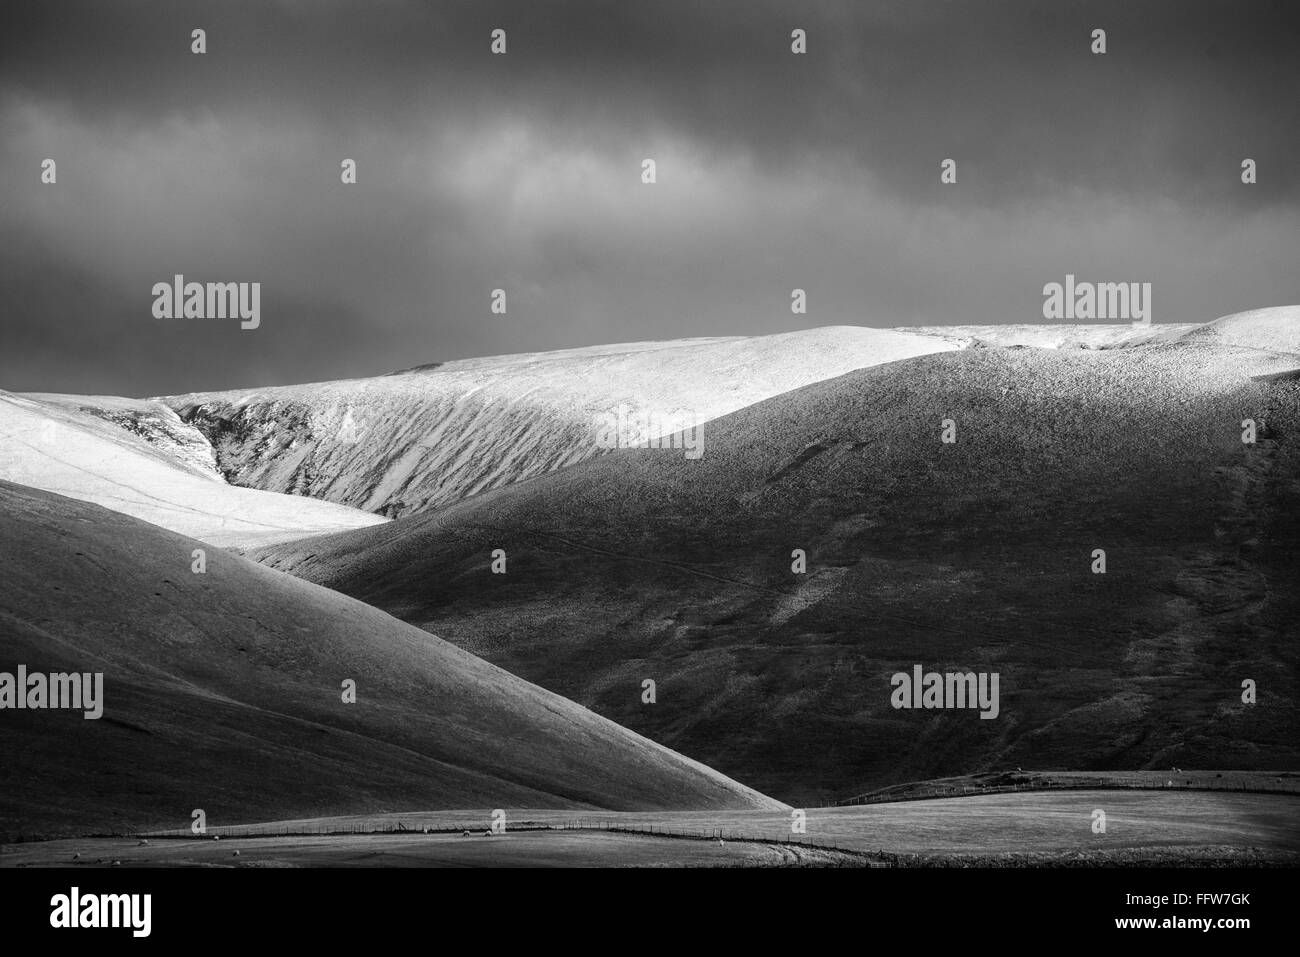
xmin=0 ymin=483 xmax=782 ymax=839
xmin=256 ymin=327 xmax=1300 ymax=806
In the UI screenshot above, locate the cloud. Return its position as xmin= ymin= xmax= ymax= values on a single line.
xmin=1 ymin=0 xmax=1297 ymax=394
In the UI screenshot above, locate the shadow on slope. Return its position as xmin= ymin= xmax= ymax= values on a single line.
xmin=256 ymin=336 xmax=1300 ymax=806
xmin=0 ymin=483 xmax=781 ymax=839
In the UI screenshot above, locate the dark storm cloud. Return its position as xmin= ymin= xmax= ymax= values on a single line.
xmin=6 ymin=0 xmax=1297 ymax=202
xmin=1 ymin=0 xmax=1297 ymax=395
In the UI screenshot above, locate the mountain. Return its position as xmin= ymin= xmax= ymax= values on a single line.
xmin=254 ymin=316 xmax=1300 ymax=805
xmin=0 ymin=391 xmax=386 ymax=548
xmin=18 ymin=323 xmax=1205 ymax=530
xmin=160 ymin=327 xmax=962 ymax=517
xmin=0 ymin=482 xmax=782 ymax=839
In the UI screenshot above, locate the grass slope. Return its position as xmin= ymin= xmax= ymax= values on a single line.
xmin=0 ymin=482 xmax=782 ymax=839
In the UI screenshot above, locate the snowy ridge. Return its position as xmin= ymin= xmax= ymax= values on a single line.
xmin=0 ymin=391 xmax=387 ymax=548
xmin=162 ymin=326 xmax=964 ymax=517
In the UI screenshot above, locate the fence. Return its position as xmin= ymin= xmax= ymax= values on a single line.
xmin=133 ymin=817 xmax=895 ymax=865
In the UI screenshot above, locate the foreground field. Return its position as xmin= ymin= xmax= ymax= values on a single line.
xmin=5 ymin=791 xmax=1294 ymax=867
xmin=0 ymin=831 xmax=856 ymax=869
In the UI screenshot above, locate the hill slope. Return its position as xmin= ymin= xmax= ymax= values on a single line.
xmin=0 ymin=391 xmax=386 ymax=548
xmin=0 ymin=482 xmax=782 ymax=839
xmin=1177 ymin=305 xmax=1300 ymax=355
xmin=905 ymin=323 xmax=1198 ymax=350
xmin=256 ymin=336 xmax=1300 ymax=805
xmin=162 ymin=327 xmax=961 ymax=517
xmin=26 ymin=323 xmax=1215 ymax=527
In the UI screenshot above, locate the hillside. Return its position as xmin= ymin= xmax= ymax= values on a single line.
xmin=159 ymin=327 xmax=963 ymax=517
xmin=19 ymin=323 xmax=1215 ymax=527
xmin=255 ymin=330 xmax=1300 ymax=805
xmin=904 ymin=323 xmax=1198 ymax=350
xmin=1178 ymin=305 xmax=1300 ymax=355
xmin=0 ymin=482 xmax=782 ymax=839
xmin=0 ymin=391 xmax=386 ymax=548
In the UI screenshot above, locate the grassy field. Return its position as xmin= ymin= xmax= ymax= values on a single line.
xmin=0 ymin=831 xmax=854 ymax=869
xmin=8 ymin=789 xmax=1294 ymax=867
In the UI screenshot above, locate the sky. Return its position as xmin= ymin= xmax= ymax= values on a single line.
xmin=1 ymin=0 xmax=1297 ymax=396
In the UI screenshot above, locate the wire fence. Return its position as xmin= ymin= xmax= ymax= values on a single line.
xmin=133 ymin=818 xmax=895 ymax=864
xmin=127 ymin=778 xmax=1297 ymax=860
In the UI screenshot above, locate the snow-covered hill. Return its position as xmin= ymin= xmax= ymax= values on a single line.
xmin=0 ymin=391 xmax=386 ymax=548
xmin=904 ymin=323 xmax=1199 ymax=350
xmin=1177 ymin=306 xmax=1300 ymax=355
xmin=13 ymin=316 xmax=1287 ymax=534
xmin=161 ymin=326 xmax=964 ymax=517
